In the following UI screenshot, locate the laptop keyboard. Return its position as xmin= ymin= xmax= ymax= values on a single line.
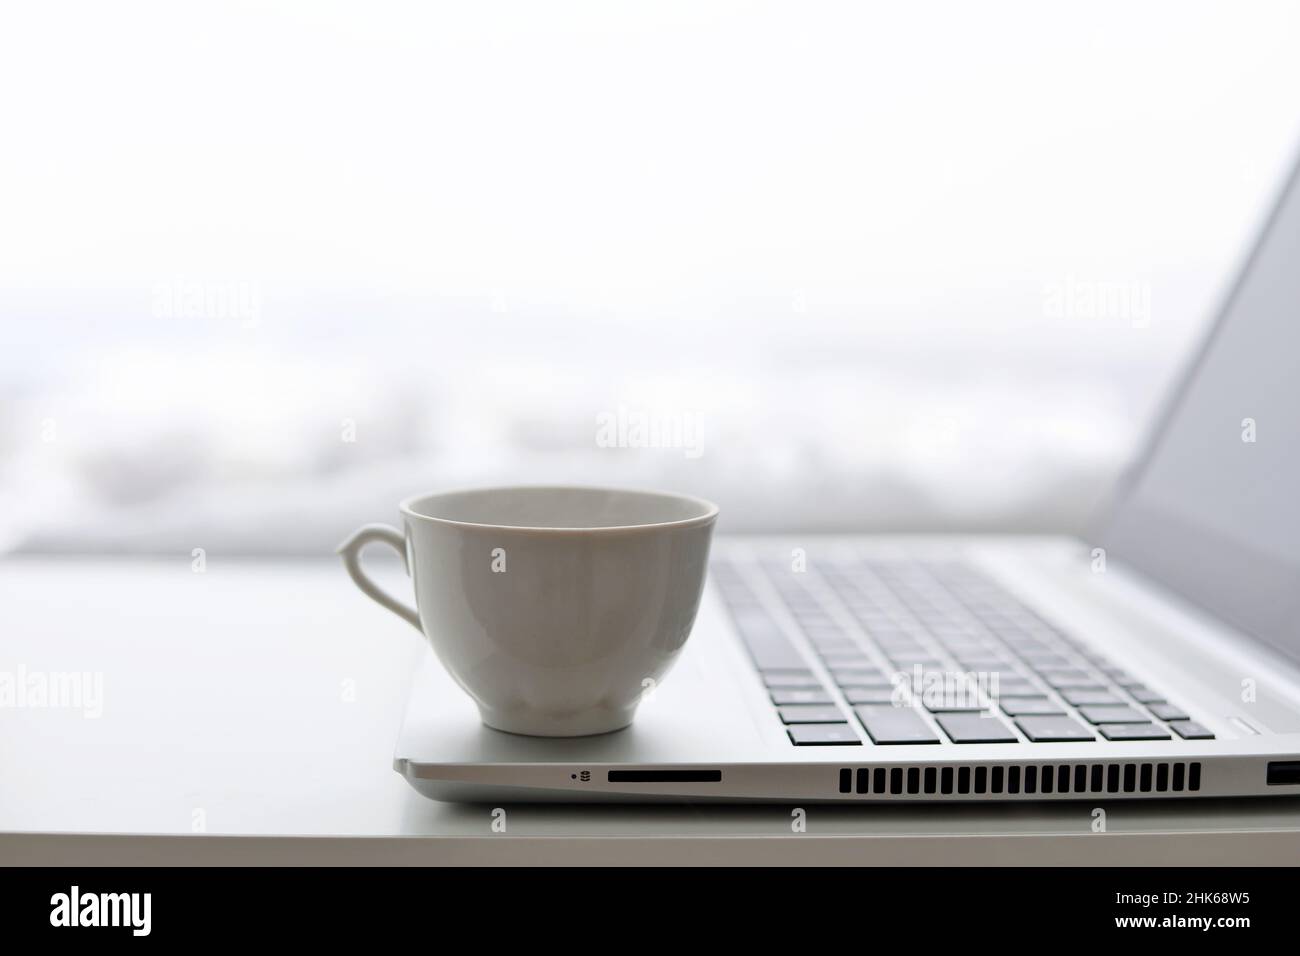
xmin=712 ymin=556 xmax=1215 ymax=746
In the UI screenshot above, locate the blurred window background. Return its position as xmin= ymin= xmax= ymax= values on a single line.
xmin=3 ymin=1 xmax=1300 ymax=555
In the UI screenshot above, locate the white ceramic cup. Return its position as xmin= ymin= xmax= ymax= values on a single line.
xmin=338 ymin=485 xmax=719 ymax=737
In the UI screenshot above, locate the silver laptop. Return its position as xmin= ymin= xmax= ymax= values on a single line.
xmin=396 ymin=155 xmax=1300 ymax=803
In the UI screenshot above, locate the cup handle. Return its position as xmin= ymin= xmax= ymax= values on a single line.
xmin=336 ymin=524 xmax=422 ymax=631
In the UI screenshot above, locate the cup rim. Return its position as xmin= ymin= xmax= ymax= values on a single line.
xmin=399 ymin=484 xmax=720 ymax=534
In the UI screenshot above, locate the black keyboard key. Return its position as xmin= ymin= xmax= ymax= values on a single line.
xmin=845 ymin=687 xmax=899 ymax=705
xmin=817 ymin=648 xmax=866 ymax=663
xmin=924 ymin=700 xmax=984 ymax=713
xmin=1041 ymin=671 xmax=1105 ymax=690
xmin=820 ymin=651 xmax=875 ymax=666
xmin=802 ymin=619 xmax=848 ymax=633
xmin=925 ymin=691 xmax=982 ymax=712
xmin=1099 ymin=723 xmax=1171 ymax=741
xmin=999 ymin=696 xmax=1064 ymax=716
xmin=1149 ymin=703 xmax=1189 ymax=721
xmin=953 ymin=653 xmax=1013 ymax=667
xmin=1016 ymin=715 xmax=1095 ymax=742
xmin=1172 ymin=721 xmax=1215 ymax=740
xmin=832 ymin=668 xmax=892 ymax=688
xmin=1129 ymin=686 xmax=1166 ymax=704
xmin=763 ymin=672 xmax=821 ymax=689
xmin=733 ymin=617 xmax=807 ymax=671
xmin=822 ymin=659 xmax=878 ymax=674
xmin=936 ymin=712 xmax=1019 ymax=743
xmin=793 ymin=615 xmax=837 ymax=630
xmin=991 ymin=679 xmax=1040 ymax=697
xmin=1062 ymin=689 xmax=1122 ymax=706
xmin=771 ymin=688 xmax=833 ymax=706
xmin=870 ymin=631 xmax=923 ymax=647
xmin=809 ymin=638 xmax=858 ymax=654
xmin=984 ymin=668 xmax=1032 ymax=682
xmin=854 ymin=705 xmax=941 ymax=744
xmin=1078 ymin=705 xmax=1147 ymax=724
xmin=803 ymin=625 xmax=850 ymax=640
xmin=888 ymin=653 xmax=943 ymax=667
xmin=1020 ymin=653 xmax=1072 ymax=669
xmin=778 ymin=705 xmax=847 ymax=724
xmin=788 ymin=723 xmax=862 ymax=745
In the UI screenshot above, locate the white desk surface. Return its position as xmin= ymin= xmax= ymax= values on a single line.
xmin=3 ymin=557 xmax=1300 ymax=865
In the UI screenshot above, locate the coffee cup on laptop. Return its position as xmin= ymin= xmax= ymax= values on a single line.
xmin=338 ymin=485 xmax=718 ymax=737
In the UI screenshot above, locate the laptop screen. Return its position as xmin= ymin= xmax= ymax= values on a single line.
xmin=1102 ymin=155 xmax=1300 ymax=664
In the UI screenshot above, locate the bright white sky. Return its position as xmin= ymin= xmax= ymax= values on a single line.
xmin=2 ymin=2 xmax=1300 ymax=551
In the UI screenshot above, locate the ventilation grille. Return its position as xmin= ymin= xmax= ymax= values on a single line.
xmin=836 ymin=762 xmax=1201 ymax=797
